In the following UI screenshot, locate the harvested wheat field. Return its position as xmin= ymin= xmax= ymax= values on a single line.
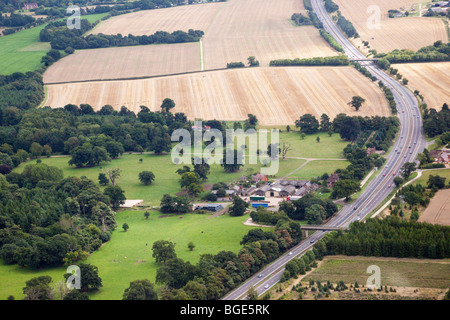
xmin=43 ymin=43 xmax=200 ymax=83
xmin=419 ymin=189 xmax=450 ymax=226
xmin=202 ymin=0 xmax=337 ymax=68
xmin=334 ymin=0 xmax=448 ymax=53
xmin=90 ymin=2 xmax=225 ymax=36
xmin=45 ymin=66 xmax=390 ymax=125
xmin=393 ymin=62 xmax=450 ymax=110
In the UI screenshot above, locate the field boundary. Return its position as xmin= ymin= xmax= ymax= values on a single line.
xmin=43 ymin=67 xmax=230 ymax=85
xmin=43 ymin=65 xmax=356 ymax=86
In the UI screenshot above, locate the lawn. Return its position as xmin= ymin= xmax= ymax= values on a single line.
xmin=287 ymin=160 xmax=350 ymax=180
xmin=414 ymin=168 xmax=450 ymax=187
xmin=0 ymin=13 xmax=108 ymax=75
xmin=277 ymin=131 xmax=348 ymax=159
xmin=13 ymin=135 xmax=346 ymax=205
xmin=13 ymin=153 xmax=262 ymax=205
xmin=0 ymin=210 xmax=256 ymax=300
xmin=303 ymin=256 xmax=450 ymax=289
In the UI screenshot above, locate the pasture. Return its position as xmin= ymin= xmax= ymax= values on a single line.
xmin=287 ymin=160 xmax=350 ymax=180
xmin=393 ymin=62 xmax=450 ymax=110
xmin=0 ymin=13 xmax=108 ymax=75
xmin=413 ymin=168 xmax=450 ymax=187
xmin=44 ymin=66 xmax=391 ymax=125
xmin=0 ymin=211 xmax=255 ymax=300
xmin=334 ymin=0 xmax=448 ymax=53
xmin=12 ymin=154 xmax=261 ymax=205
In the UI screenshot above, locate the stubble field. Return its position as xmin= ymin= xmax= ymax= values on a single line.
xmin=419 ymin=189 xmax=450 ymax=226
xmin=393 ymin=62 xmax=450 ymax=110
xmin=43 ymin=0 xmax=338 ymax=84
xmin=44 ymin=66 xmax=391 ymax=125
xmin=201 ymin=0 xmax=337 ymax=69
xmin=334 ymin=0 xmax=448 ymax=53
xmin=89 ymin=2 xmax=225 ymax=36
xmin=43 ymin=43 xmax=201 ymax=83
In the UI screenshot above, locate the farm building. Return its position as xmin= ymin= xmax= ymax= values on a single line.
xmin=430 ymin=150 xmax=449 ymax=164
xmin=429 ymin=150 xmax=442 ymax=159
xmin=327 ymin=173 xmax=340 ymax=188
xmin=252 ymin=173 xmax=268 ymax=183
xmin=367 ymin=147 xmax=376 ymax=156
xmin=436 ymin=151 xmax=449 ymax=164
xmin=22 ymin=3 xmax=38 ymax=10
xmin=242 ymin=186 xmax=257 ymax=196
xmin=246 ymin=179 xmax=321 ymax=198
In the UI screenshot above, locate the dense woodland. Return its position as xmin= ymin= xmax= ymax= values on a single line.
xmin=0 ymin=167 xmax=119 ymax=269
xmin=322 ymin=217 xmax=450 ymax=259
xmin=422 ymin=103 xmax=450 ymax=137
xmin=0 ymin=103 xmax=194 ymax=171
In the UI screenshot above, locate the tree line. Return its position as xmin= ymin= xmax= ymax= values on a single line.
xmin=269 ymin=55 xmax=349 ymax=66
xmin=375 ymin=41 xmax=450 ymax=63
xmin=422 ymin=103 xmax=450 ymax=138
xmin=0 ymin=100 xmax=194 ymax=173
xmin=323 ymin=216 xmax=450 ymax=259
xmin=40 ymin=18 xmax=204 ymax=51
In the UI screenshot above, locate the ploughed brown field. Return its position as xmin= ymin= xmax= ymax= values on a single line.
xmin=419 ymin=189 xmax=450 ymax=226
xmin=334 ymin=0 xmax=448 ymax=53
xmin=43 ymin=43 xmax=201 ymax=83
xmin=44 ymin=66 xmax=390 ymax=126
xmin=393 ymin=62 xmax=450 ymax=110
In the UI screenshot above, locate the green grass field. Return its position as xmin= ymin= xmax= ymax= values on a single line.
xmin=0 ymin=210 xmax=255 ymax=300
xmin=414 ymin=168 xmax=450 ymax=187
xmin=4 ymin=132 xmax=350 ymax=300
xmin=13 ymin=153 xmax=263 ymax=205
xmin=277 ymin=131 xmax=348 ymax=159
xmin=288 ymin=160 xmax=350 ymax=180
xmin=0 ymin=13 xmax=108 ymax=75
